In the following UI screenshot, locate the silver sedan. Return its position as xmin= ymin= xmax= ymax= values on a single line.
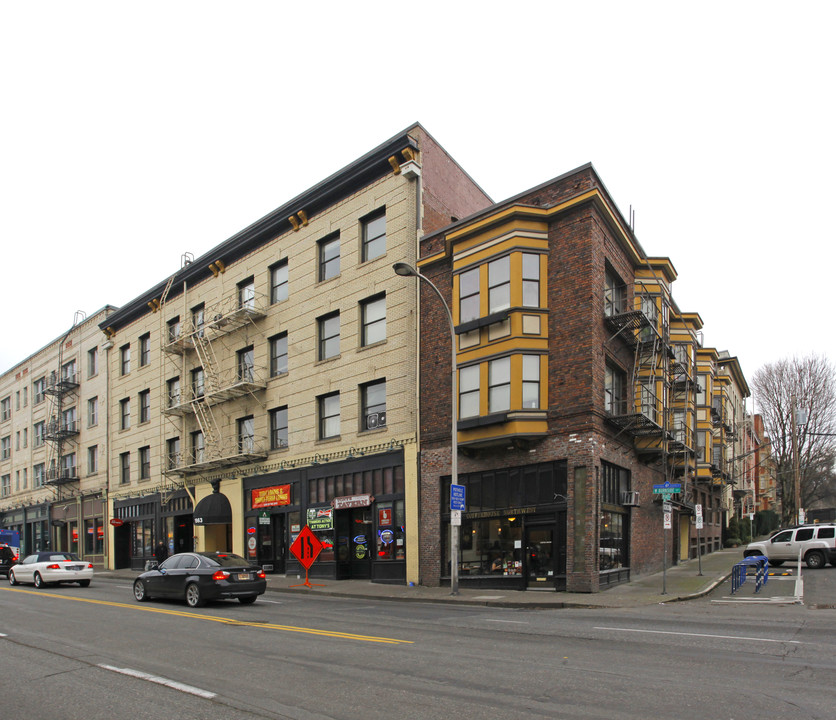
xmin=8 ymin=551 xmax=94 ymax=588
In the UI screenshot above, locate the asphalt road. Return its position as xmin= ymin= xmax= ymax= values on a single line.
xmin=2 ymin=572 xmax=835 ymax=720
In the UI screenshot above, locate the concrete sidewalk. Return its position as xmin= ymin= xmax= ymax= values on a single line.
xmin=95 ymin=547 xmax=768 ymax=609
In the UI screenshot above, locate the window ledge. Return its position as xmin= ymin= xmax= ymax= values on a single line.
xmin=457 ymin=412 xmax=509 ymax=431
xmin=455 ymin=310 xmax=510 ymax=335
xmin=358 ymin=340 xmax=387 ymax=352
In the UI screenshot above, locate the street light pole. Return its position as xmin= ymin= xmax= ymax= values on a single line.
xmin=394 ymin=262 xmax=459 ymax=595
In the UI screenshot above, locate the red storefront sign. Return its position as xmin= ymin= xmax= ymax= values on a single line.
xmin=109 ymin=518 xmax=124 ymax=527
xmin=252 ymin=484 xmax=291 ymax=509
xmin=379 ymin=507 xmax=392 ymax=527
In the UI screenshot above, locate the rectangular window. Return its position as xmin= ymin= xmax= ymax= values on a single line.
xmin=239 ymin=277 xmax=255 ymax=310
xmin=167 ymin=377 xmax=181 ymax=408
xmin=489 ymin=357 xmax=511 ymax=413
xmin=319 ymin=392 xmax=340 ymax=439
xmin=459 ymin=267 xmax=480 ymax=324
xmin=1 ymin=436 xmax=10 ymax=460
xmin=191 ymin=430 xmax=205 ymax=464
xmin=522 ymin=253 xmax=540 ymax=308
xmin=270 ymin=333 xmax=288 ymax=376
xmin=88 ymin=445 xmax=98 ymax=474
xmin=0 ymin=397 xmax=10 ymax=422
xmin=361 ymin=210 xmax=386 ymax=261
xmin=34 ymin=421 xmax=45 ymax=447
xmin=459 ymin=365 xmax=480 ymax=419
xmin=238 ymin=346 xmax=255 ymax=382
xmin=88 ymin=346 xmax=98 ymax=377
xmin=318 ymin=312 xmax=340 ymax=360
xmin=22 ymin=428 xmax=27 ymax=448
xmin=0 ymin=475 xmax=9 ymax=498
xmin=139 ymin=446 xmax=151 ymax=480
xmin=522 ymin=355 xmax=541 ymax=409
xmin=604 ymin=270 xmax=626 ymax=317
xmin=120 ymin=398 xmax=131 ymax=430
xmin=361 ymin=295 xmax=386 ymax=346
xmin=33 ymin=377 xmax=45 ymax=405
xmin=139 ymin=389 xmax=150 ymax=424
xmin=61 ymin=453 xmax=78 ymax=479
xmin=23 ymin=386 xmax=27 ymax=407
xmin=120 ymin=452 xmax=131 ymax=484
xmin=361 ymin=380 xmax=386 ymax=431
xmin=270 ymin=260 xmax=289 ymax=304
xmin=488 ymin=256 xmax=511 ymax=313
xmin=139 ymin=333 xmax=151 ymax=366
xmin=62 ymin=360 xmax=77 ymax=383
xmin=191 ymin=367 xmax=205 ymax=400
xmin=88 ymin=397 xmax=98 ymax=427
xmin=167 ymin=437 xmax=180 ymax=470
xmin=120 ymin=344 xmax=131 ymax=375
xmin=270 ymin=406 xmax=288 ymax=450
xmin=22 ymin=468 xmax=27 ymax=489
xmin=192 ymin=304 xmax=205 ymax=338
xmin=61 ymin=406 xmax=77 ymax=433
xmin=605 ymin=365 xmax=626 ymax=415
xmin=238 ymin=417 xmax=255 ymax=454
xmin=319 ymin=234 xmax=340 ymax=281
xmin=167 ymin=316 xmax=181 ymax=343
xmin=34 ymin=463 xmax=45 ymax=488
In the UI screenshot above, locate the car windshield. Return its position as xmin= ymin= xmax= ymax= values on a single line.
xmin=45 ymin=553 xmax=80 ymax=562
xmin=201 ymin=553 xmax=250 ymax=568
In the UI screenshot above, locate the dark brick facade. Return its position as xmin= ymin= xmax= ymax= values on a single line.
xmin=416 ymin=165 xmax=672 ymax=592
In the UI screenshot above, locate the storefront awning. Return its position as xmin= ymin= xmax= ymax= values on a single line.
xmin=193 ymin=486 xmax=232 ymax=525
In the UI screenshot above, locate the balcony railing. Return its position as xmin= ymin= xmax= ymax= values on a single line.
xmin=163 ymin=435 xmax=268 ymax=476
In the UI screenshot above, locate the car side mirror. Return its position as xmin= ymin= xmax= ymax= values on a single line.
xmin=159 ymin=568 xmax=166 ymax=575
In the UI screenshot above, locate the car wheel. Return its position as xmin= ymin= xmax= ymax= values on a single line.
xmin=805 ymin=551 xmax=826 ymax=569
xmin=133 ymin=580 xmax=149 ymax=602
xmin=8 ymin=570 xmax=18 ymax=586
xmin=239 ymin=595 xmax=257 ymax=605
xmin=78 ymin=580 xmax=91 ymax=587
xmin=34 ymin=572 xmax=45 ymax=588
xmin=185 ymin=582 xmax=205 ymax=608
xmin=743 ymin=551 xmax=762 ymax=558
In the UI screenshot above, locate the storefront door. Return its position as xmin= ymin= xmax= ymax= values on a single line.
xmin=257 ymin=514 xmax=285 ymax=573
xmin=525 ymin=525 xmax=555 ymax=589
xmin=336 ymin=507 xmax=372 ymax=579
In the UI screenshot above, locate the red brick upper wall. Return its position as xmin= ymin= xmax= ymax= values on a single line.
xmin=415 ymin=128 xmax=493 ymax=235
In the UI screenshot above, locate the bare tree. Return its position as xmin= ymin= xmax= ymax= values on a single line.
xmin=752 ymin=355 xmax=836 ymax=525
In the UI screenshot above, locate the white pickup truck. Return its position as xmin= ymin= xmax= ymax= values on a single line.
xmin=744 ymin=524 xmax=836 ymax=569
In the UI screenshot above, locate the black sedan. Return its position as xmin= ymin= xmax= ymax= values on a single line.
xmin=132 ymin=551 xmax=266 ymax=607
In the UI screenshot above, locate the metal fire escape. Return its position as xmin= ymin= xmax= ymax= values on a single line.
xmin=604 ymin=282 xmax=668 ymax=443
xmin=43 ymin=312 xmax=86 ymax=499
xmin=158 ymin=263 xmax=269 ymax=486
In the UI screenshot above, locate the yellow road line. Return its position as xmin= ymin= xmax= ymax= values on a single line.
xmin=0 ymin=587 xmax=413 ymax=645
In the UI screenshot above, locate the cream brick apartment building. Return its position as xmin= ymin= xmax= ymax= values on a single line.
xmin=100 ymin=125 xmax=490 ymax=582
xmin=0 ymin=306 xmax=115 ymax=561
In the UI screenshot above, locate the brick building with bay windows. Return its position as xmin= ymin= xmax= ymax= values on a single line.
xmin=413 ymin=163 xmax=746 ymax=593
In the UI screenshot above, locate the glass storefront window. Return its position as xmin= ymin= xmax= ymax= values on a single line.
xmin=307 ymin=507 xmax=335 ymax=562
xmin=69 ymin=520 xmax=78 ymax=555
xmin=375 ymin=500 xmax=405 ymax=561
xmin=85 ymin=518 xmax=104 ymax=555
xmin=599 ymin=511 xmax=626 ymax=571
xmin=447 ymin=515 xmax=523 ymax=576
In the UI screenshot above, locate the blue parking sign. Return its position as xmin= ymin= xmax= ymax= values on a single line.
xmin=450 ymin=484 xmax=466 ymax=511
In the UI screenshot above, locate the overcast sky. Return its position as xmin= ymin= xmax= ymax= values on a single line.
xmin=2 ymin=2 xmax=833 ymax=410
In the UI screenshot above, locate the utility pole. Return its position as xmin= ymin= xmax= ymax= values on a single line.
xmin=791 ymin=394 xmax=803 ymax=525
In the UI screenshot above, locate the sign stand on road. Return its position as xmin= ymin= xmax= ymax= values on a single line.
xmin=289 ymin=525 xmax=325 ymax=589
